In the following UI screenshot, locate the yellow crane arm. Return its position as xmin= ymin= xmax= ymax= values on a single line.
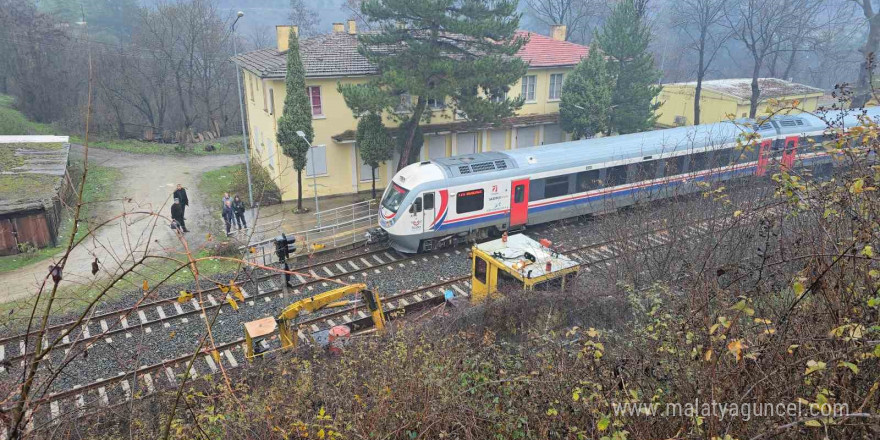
xmin=277 ymin=283 xmax=366 ymax=321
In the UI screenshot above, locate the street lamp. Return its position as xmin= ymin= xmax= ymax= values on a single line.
xmin=296 ymin=130 xmax=320 ymax=226
xmin=232 ymin=11 xmax=255 ymax=209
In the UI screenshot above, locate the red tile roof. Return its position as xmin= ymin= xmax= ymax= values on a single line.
xmin=233 ymin=30 xmax=590 ymax=78
xmin=515 ymin=31 xmax=589 ymax=68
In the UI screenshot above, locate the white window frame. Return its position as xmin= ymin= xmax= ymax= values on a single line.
xmin=307 ymin=86 xmax=324 ymax=118
xmin=549 ymin=73 xmax=564 ymax=101
xmin=427 ymin=97 xmax=445 ymax=111
xmin=305 ymin=144 xmax=328 ymax=177
xmin=394 ymin=93 xmax=413 ymax=114
xmin=521 ymin=75 xmax=536 ymax=102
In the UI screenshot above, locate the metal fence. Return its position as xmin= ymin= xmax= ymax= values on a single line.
xmin=242 ymin=200 xmax=378 ymax=266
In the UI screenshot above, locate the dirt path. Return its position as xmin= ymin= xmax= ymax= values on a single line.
xmin=0 ymin=145 xmax=243 ymax=302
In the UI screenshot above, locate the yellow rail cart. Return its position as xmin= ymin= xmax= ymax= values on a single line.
xmin=470 ymin=233 xmax=580 ymax=303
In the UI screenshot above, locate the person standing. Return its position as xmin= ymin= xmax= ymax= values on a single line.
xmin=171 ymin=198 xmax=188 ymax=232
xmin=222 ymin=192 xmax=231 ymax=207
xmin=222 ymin=200 xmax=235 ymax=236
xmin=232 ymin=194 xmax=247 ymax=231
xmin=173 ymin=184 xmax=189 ymax=219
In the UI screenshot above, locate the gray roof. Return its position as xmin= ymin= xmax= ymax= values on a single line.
xmin=0 ymin=137 xmax=70 ymax=215
xmin=666 ymin=78 xmax=825 ymax=101
xmin=232 ymin=32 xmax=376 ymax=78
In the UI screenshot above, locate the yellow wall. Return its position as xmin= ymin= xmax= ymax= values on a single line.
xmin=242 ymin=65 xmax=573 ymax=201
xmin=656 ymin=84 xmax=823 ymax=127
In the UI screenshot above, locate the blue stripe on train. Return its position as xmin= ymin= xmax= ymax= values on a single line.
xmin=436 ymin=156 xmax=828 ymax=231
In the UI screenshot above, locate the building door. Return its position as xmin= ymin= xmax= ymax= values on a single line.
xmin=756 ymin=140 xmax=772 ymax=176
xmin=781 ymin=136 xmax=799 ymax=170
xmin=509 ymin=179 xmax=529 ymax=227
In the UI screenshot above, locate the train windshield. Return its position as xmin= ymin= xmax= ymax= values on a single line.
xmin=381 ymin=182 xmax=409 ymax=213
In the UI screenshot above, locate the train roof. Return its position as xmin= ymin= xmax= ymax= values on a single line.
xmin=496 ymin=108 xmax=880 ymax=170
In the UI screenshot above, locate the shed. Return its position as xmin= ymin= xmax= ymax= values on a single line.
xmin=657 ymin=78 xmax=824 ymax=127
xmin=0 ymin=136 xmax=73 ymax=255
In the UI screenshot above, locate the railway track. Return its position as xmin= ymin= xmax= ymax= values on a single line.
xmin=3 ymin=201 xmax=782 ymax=438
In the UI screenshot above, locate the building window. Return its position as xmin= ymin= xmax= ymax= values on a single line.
xmin=358 ymin=146 xmax=376 ymax=182
xmin=305 ymin=145 xmax=327 ymax=176
xmin=395 ymin=93 xmax=412 ymax=113
xmin=456 ymin=189 xmax=484 ymax=214
xmin=489 ymin=87 xmax=506 ymax=103
xmin=521 ymin=75 xmax=536 ymax=102
xmin=249 ymin=75 xmax=254 ymax=101
xmin=427 ymin=97 xmax=444 ymax=110
xmin=307 ymin=86 xmax=323 ymax=116
xmin=268 ymin=89 xmax=275 ymax=115
xmin=549 ymin=74 xmax=564 ymax=100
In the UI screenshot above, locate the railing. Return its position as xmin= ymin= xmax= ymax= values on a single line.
xmin=242 ymin=200 xmax=378 ymax=266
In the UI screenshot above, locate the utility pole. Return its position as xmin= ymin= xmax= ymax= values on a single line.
xmin=232 ymin=11 xmax=255 ymax=208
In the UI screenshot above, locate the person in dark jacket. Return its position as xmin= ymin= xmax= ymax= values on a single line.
xmin=173 ymin=184 xmax=189 ymax=219
xmin=222 ymin=200 xmax=235 ymax=236
xmin=171 ymin=198 xmax=188 ymax=232
xmin=231 ymin=194 xmax=247 ymax=230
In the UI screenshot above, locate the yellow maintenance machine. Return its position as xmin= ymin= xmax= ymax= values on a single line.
xmin=471 ymin=233 xmax=580 ymax=302
xmin=243 ymin=283 xmax=386 ymax=359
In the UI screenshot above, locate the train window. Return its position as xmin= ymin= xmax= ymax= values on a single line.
xmin=381 ymin=182 xmax=409 ymax=213
xmin=629 ymin=160 xmax=658 ymax=182
xmin=474 ymin=256 xmax=487 ymax=284
xmin=734 ymin=145 xmax=758 ymax=163
xmin=605 ymin=165 xmax=628 ymax=187
xmin=423 ymin=192 xmax=435 ymax=210
xmin=410 ymin=197 xmax=422 ymax=213
xmin=456 ymin=189 xmax=484 ymax=214
xmin=544 ymin=175 xmax=570 ymax=199
xmin=714 ymin=149 xmax=732 ymax=167
xmin=664 ymin=155 xmax=686 ymax=176
xmin=689 ymin=152 xmax=710 ymax=172
xmin=514 ymin=185 xmax=525 ymax=203
xmin=576 ymin=170 xmax=601 ymax=192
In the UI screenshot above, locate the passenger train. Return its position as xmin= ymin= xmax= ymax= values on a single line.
xmin=373 ymin=108 xmax=880 ymax=253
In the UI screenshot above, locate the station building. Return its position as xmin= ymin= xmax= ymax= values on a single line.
xmin=232 ymin=22 xmax=589 ymax=201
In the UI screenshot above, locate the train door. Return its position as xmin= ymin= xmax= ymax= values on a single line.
xmin=756 ymin=139 xmax=772 ymax=176
xmin=509 ymin=179 xmax=530 ymax=227
xmin=781 ymin=136 xmax=799 ymax=170
xmin=421 ymin=192 xmax=435 ymax=233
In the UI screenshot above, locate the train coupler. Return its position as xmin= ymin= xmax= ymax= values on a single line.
xmin=365 ymin=228 xmax=388 ymax=244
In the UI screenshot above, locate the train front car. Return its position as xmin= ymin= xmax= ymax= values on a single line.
xmin=375 ymin=161 xmax=447 ymax=253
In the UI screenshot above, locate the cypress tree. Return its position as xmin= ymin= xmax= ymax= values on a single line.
xmin=559 ymin=47 xmax=613 ymax=139
xmin=276 ymin=29 xmax=314 ymax=212
xmin=356 ymin=112 xmax=393 ymax=199
xmin=594 ymin=0 xmax=661 ymax=134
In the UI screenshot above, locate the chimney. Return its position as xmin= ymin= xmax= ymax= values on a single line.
xmin=276 ymin=25 xmax=298 ymax=51
xmin=550 ymin=24 xmax=567 ymax=41
xmin=332 ymin=22 xmax=345 ymax=33
xmin=347 ymin=19 xmax=357 ymax=35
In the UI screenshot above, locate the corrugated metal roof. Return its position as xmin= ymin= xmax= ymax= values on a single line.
xmin=666 ymin=78 xmax=825 ymax=101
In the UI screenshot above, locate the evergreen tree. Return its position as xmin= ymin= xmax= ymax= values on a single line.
xmin=346 ymin=0 xmax=528 ymax=171
xmin=594 ymin=0 xmax=661 ymax=134
xmin=276 ymin=29 xmax=314 ymax=212
xmin=559 ymin=47 xmax=613 ymax=139
xmin=356 ymin=113 xmax=393 ymax=198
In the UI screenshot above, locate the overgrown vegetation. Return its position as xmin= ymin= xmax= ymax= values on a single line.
xmin=0 ymin=94 xmax=55 ymax=135
xmin=83 ymin=135 xmax=243 ymax=156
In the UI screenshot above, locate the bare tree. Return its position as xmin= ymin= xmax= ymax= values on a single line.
xmin=526 ymin=0 xmax=599 ymax=43
xmin=851 ymin=0 xmax=880 ymax=106
xmin=671 ymin=0 xmax=730 ymax=125
xmin=289 ymin=0 xmax=319 ymax=37
xmin=246 ymin=24 xmax=274 ymax=51
xmin=725 ymin=0 xmax=815 ymax=118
